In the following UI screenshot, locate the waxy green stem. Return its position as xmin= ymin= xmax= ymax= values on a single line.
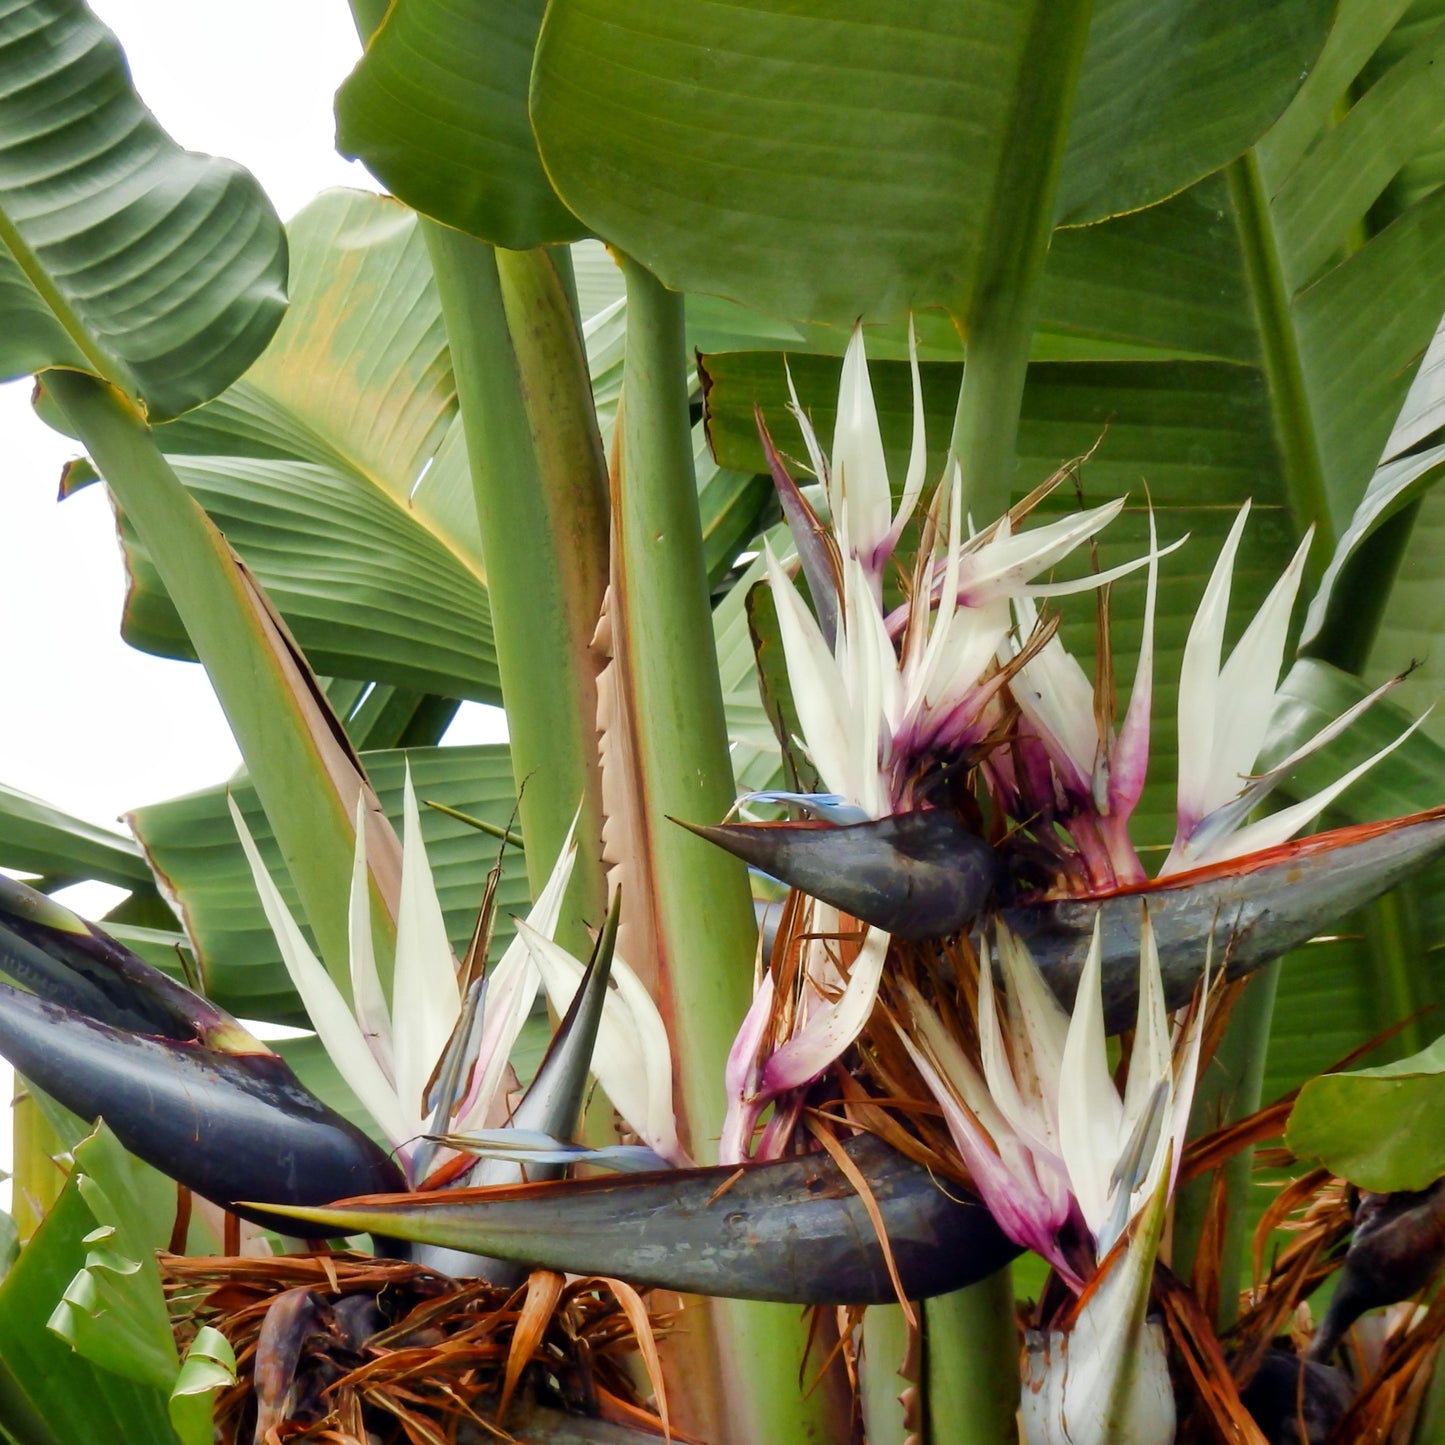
xmin=424 ymin=229 xmax=610 ymax=951
xmin=924 ymin=1272 xmax=1020 ymax=1445
xmin=1226 ymin=151 xmax=1335 ymax=584
xmin=950 ymin=0 xmax=1096 ymax=520
xmin=47 ymin=370 xmax=389 ymax=989
xmin=860 ymin=1306 xmax=913 ymax=1445
xmin=942 ymin=0 xmax=1094 ymax=1400
xmin=613 ymin=256 xmax=758 ymax=1153
xmin=616 ymin=255 xmax=847 ymax=1442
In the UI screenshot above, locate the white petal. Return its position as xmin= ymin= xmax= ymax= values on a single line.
xmin=1184 ymin=670 xmax=1409 ymax=857
xmin=1209 ymin=527 xmax=1313 ymax=812
xmin=606 ymin=945 xmax=688 ymax=1166
xmin=228 ymin=795 xmax=408 ymax=1148
xmin=720 ymin=972 xmax=776 ymax=1164
xmin=1116 ymin=910 xmax=1175 ymax=1236
xmin=898 ymin=996 xmax=1071 ymax=1268
xmin=957 ymin=498 xmax=1126 ymax=604
xmin=1057 ymin=916 xmax=1125 ymax=1240
xmin=1121 ymin=910 xmax=1170 ymax=1138
xmin=1175 ymin=503 xmax=1251 ymax=833
xmin=528 ymin=814 xmax=582 ymax=938
xmin=760 ymin=926 xmax=891 ymax=1094
xmin=348 ymin=795 xmax=394 ymax=1084
xmin=1007 ymin=598 xmax=1098 ymax=792
xmin=1183 ymin=710 xmax=1430 ymax=869
xmin=766 ymin=545 xmax=862 ymax=807
xmin=452 ymin=822 xmax=580 ymax=1131
xmin=841 ymin=557 xmax=899 ymax=816
xmin=455 ymin=943 xmax=541 ymax=1134
xmin=1170 ymin=939 xmax=1210 ymax=1189
xmin=1018 ymin=533 xmax=1186 ymax=601
xmin=1000 ymin=929 xmax=1073 ymax=1096
xmin=518 ymin=920 xmax=687 ymax=1164
xmin=886 ymin=316 xmax=927 ymax=551
xmin=393 ymin=765 xmax=461 ymax=1129
xmin=832 ymin=325 xmax=892 ymax=562
xmin=785 ymin=361 xmax=831 ymax=492
xmin=1021 ymin=1181 xmax=1176 ymax=1445
xmin=1110 ymin=508 xmax=1159 ymax=816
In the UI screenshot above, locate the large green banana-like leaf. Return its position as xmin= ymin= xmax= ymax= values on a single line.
xmin=0 ymin=785 xmax=151 ymax=891
xmin=129 ymin=746 xmax=527 ymax=1026
xmin=108 ymin=450 xmax=498 ymax=703
xmin=1 ymin=3 xmax=414 ymax=994
xmin=0 ymin=0 xmax=285 ymax=418
xmin=76 ymin=190 xmax=500 ymax=704
xmin=96 ymin=192 xmax=766 ymax=703
xmin=1370 ymin=483 xmax=1445 ymax=736
xmin=702 ymin=1 xmax=1445 ymax=824
xmin=528 ymin=0 xmax=1330 ymax=326
xmin=681 ymin=182 xmax=1254 ymax=366
xmin=0 ymin=1182 xmax=176 ymax=1445
xmin=335 ymin=0 xmax=584 ymax=246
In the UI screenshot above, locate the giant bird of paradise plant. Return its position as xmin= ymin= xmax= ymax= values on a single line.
xmin=5 ymin=0 xmax=1445 ymax=1442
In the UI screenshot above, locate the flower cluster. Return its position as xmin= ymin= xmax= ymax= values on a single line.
xmin=233 ymin=770 xmax=685 ymax=1187
xmin=756 ymin=327 xmax=1414 ymax=896
xmin=723 ymin=324 xmax=1426 ymax=1275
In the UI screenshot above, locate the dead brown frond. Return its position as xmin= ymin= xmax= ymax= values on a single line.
xmin=162 ymin=1252 xmax=673 ymax=1445
xmin=1157 ymin=1266 xmax=1270 ymax=1445
xmin=1228 ymin=1171 xmax=1354 ymax=1389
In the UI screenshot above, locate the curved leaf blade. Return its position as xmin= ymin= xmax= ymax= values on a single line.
xmin=1288 ymin=1033 xmax=1445 ymax=1191
xmin=531 ymin=0 xmax=1330 ymax=326
xmin=1058 ymin=0 xmax=1332 ymax=226
xmin=0 ymin=783 xmax=151 ymax=890
xmin=335 ymin=0 xmax=585 ymax=247
xmin=0 ymin=0 xmax=286 ymax=418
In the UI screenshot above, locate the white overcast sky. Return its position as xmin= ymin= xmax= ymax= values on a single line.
xmin=0 ymin=0 xmax=502 ymax=849
xmin=0 ymin=1 xmax=507 ymax=1184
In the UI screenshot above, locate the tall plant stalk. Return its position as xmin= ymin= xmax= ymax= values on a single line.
xmin=610 ymin=255 xmax=848 ymax=1442
xmin=935 ymin=0 xmax=1098 ymax=1406
xmin=949 ymin=0 xmax=1097 ymax=520
xmin=425 ymin=227 xmax=610 ymax=952
xmin=43 ymin=370 xmax=397 ymax=990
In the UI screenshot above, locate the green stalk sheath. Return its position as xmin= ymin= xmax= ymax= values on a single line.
xmin=1365 ymin=888 xmax=1428 ymax=1060
xmin=425 ymin=228 xmax=609 ymax=946
xmin=613 ymin=265 xmax=756 ymax=1149
xmin=1226 ymin=152 xmax=1336 ymax=576
xmin=46 ymin=370 xmax=385 ymax=986
xmin=615 ymin=256 xmax=846 ymax=1442
xmin=950 ymin=0 xmax=1096 ymax=520
xmin=924 ymin=1272 xmax=1020 ymax=1445
xmin=937 ymin=2 xmax=1093 ymax=1414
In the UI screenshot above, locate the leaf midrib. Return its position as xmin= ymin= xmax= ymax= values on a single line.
xmin=0 ymin=207 xmax=135 ymax=399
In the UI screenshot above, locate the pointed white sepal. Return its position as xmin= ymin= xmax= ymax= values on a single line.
xmin=1020 ymin=1166 xmax=1177 ymax=1445
xmin=392 ymin=766 xmax=462 ymax=1132
xmin=228 ymin=795 xmax=409 ymax=1149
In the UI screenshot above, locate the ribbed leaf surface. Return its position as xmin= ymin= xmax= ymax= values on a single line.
xmin=130 ymin=746 xmax=526 ymax=1026
xmin=336 ymin=0 xmax=584 ymax=247
xmin=530 ymin=0 xmax=1328 ymax=325
xmin=0 ymin=0 xmax=286 ymax=417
